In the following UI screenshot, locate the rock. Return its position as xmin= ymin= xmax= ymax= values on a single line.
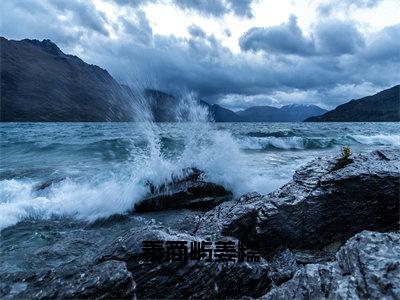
xmin=254 ymin=150 xmax=399 ymax=253
xmin=32 ymin=230 xmax=101 ymax=270
xmin=135 ymin=168 xmax=232 ymax=212
xmin=96 ymin=225 xmax=199 ymax=268
xmin=268 ymin=248 xmax=299 ymax=286
xmin=185 ymin=150 xmax=399 ymax=255
xmin=335 ymin=230 xmax=400 ymax=299
xmin=261 ymin=231 xmax=400 ymax=300
xmin=97 ymin=225 xmax=271 ymax=299
xmin=176 ymin=192 xmax=263 ymax=239
xmin=0 ymin=260 xmax=135 ymax=299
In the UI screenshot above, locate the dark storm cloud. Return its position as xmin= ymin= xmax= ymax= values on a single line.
xmin=314 ymin=20 xmax=365 ymax=55
xmin=119 ymin=11 xmax=153 ymax=46
xmin=240 ymin=16 xmax=366 ymax=57
xmin=173 ymin=0 xmax=255 ymax=17
xmin=361 ymin=24 xmax=400 ymax=63
xmin=109 ymin=0 xmax=255 ymax=17
xmin=1 ymin=0 xmax=399 ymax=110
xmin=0 ymin=0 xmax=108 ymax=46
xmin=49 ymin=0 xmax=109 ymax=36
xmin=239 ymin=16 xmax=315 ymax=56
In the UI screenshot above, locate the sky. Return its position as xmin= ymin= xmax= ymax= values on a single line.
xmin=1 ymin=0 xmax=399 ymax=110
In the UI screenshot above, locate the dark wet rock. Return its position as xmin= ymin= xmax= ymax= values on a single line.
xmin=268 ymin=248 xmax=299 ymax=286
xmin=261 ymin=231 xmax=400 ymax=300
xmin=254 ymin=150 xmax=399 ymax=253
xmin=185 ymin=150 xmax=399 ymax=255
xmin=96 ymin=225 xmax=198 ymax=267
xmin=0 ymin=260 xmax=135 ymax=299
xmin=135 ymin=168 xmax=232 ymax=212
xmin=32 ymin=230 xmax=101 ymax=270
xmin=335 ymin=230 xmax=400 ymax=299
xmin=96 ymin=225 xmax=271 ymax=299
xmin=176 ymin=192 xmax=263 ymax=239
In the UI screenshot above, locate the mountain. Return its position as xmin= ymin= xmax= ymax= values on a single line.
xmin=0 ymin=37 xmax=348 ymax=123
xmin=143 ymin=89 xmax=177 ymax=122
xmin=200 ymin=102 xmax=242 ymax=122
xmin=236 ymin=104 xmax=327 ymax=122
xmin=280 ymin=104 xmax=327 ymax=122
xmin=1 ymin=37 xmax=134 ymax=121
xmin=305 ymin=85 xmax=400 ymax=122
xmin=237 ymin=106 xmax=290 ymax=122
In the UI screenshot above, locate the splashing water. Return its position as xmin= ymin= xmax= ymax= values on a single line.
xmin=0 ymin=91 xmax=281 ymax=229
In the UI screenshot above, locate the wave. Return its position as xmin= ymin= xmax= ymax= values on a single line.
xmin=349 ymin=134 xmax=400 ymax=147
xmin=0 ymin=93 xmax=282 ymax=230
xmin=239 ymin=136 xmax=336 ymax=150
xmin=245 ymin=130 xmax=300 ymax=138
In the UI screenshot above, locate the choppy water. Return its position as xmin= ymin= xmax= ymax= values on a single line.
xmin=1 ymin=121 xmax=400 ymax=230
xmin=1 ymin=119 xmax=399 ymax=273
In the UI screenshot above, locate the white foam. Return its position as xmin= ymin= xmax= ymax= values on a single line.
xmin=351 ymin=134 xmax=400 ymax=146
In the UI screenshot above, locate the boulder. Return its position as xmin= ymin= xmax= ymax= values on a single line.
xmin=135 ymin=168 xmax=232 ymax=212
xmin=262 ymin=230 xmax=400 ymax=299
xmin=97 ymin=226 xmax=271 ymax=299
xmin=0 ymin=260 xmax=135 ymax=299
xmin=183 ymin=150 xmax=399 ymax=255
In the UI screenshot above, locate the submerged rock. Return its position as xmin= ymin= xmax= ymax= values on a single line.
xmin=262 ymin=231 xmax=400 ymax=299
xmin=185 ymin=150 xmax=399 ymax=255
xmin=135 ymin=168 xmax=232 ymax=212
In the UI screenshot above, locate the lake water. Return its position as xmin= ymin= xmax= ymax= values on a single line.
xmin=1 ymin=121 xmax=399 ymax=272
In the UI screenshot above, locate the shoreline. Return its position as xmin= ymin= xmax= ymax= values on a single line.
xmin=1 ymin=149 xmax=399 ymax=299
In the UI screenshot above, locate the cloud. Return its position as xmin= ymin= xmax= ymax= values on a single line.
xmin=240 ymin=16 xmax=367 ymax=57
xmin=317 ymin=0 xmax=380 ymax=17
xmin=0 ymin=0 xmax=399 ymax=111
xmin=119 ymin=10 xmax=153 ymax=46
xmin=188 ymin=24 xmax=206 ymax=38
xmin=49 ymin=0 xmax=109 ymax=36
xmin=227 ymin=0 xmax=254 ymax=18
xmin=239 ymin=15 xmax=315 ymax=56
xmin=109 ymin=0 xmax=255 ymax=17
xmin=361 ymin=24 xmax=400 ymax=63
xmin=314 ymin=20 xmax=365 ymax=55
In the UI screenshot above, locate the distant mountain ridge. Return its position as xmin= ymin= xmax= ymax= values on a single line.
xmin=305 ymin=85 xmax=400 ymax=122
xmin=232 ymin=104 xmax=327 ymax=122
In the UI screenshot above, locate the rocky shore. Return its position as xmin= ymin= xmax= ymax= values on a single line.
xmin=1 ymin=150 xmax=399 ymax=299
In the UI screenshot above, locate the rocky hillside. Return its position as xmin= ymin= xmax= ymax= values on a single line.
xmin=1 ymin=37 xmax=134 ymax=121
xmin=305 ymin=85 xmax=400 ymax=122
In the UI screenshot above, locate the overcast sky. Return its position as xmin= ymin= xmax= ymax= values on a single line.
xmin=1 ymin=0 xmax=399 ymax=110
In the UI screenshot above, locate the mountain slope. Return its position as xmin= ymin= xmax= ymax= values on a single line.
xmin=209 ymin=104 xmax=243 ymax=122
xmin=236 ymin=104 xmax=327 ymax=122
xmin=305 ymin=85 xmax=400 ymax=122
xmin=237 ymin=106 xmax=291 ymax=122
xmin=280 ymin=104 xmax=327 ymax=122
xmin=1 ymin=37 xmax=134 ymax=121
